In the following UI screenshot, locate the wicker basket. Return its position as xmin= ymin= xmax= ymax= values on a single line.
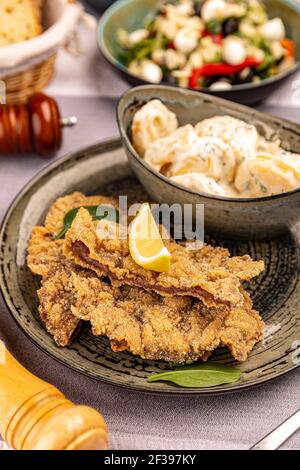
xmin=0 ymin=0 xmax=81 ymax=105
xmin=4 ymin=55 xmax=57 ymax=105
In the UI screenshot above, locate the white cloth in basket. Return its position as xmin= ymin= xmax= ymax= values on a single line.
xmin=0 ymin=0 xmax=83 ymax=77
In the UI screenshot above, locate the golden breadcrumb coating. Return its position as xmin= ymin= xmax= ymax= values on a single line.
xmin=28 ymin=227 xmax=80 ymax=346
xmin=27 ymin=192 xmax=264 ymax=361
xmin=27 ymin=193 xmax=117 ymax=346
xmin=72 ymin=276 xmax=264 ymax=362
xmin=28 ymin=225 xmax=263 ymax=360
xmin=44 ymin=192 xmax=117 ymax=235
xmin=63 ymin=207 xmax=264 ymax=308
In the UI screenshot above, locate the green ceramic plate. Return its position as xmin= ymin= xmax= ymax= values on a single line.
xmin=0 ymin=139 xmax=300 ymax=395
xmin=98 ymin=0 xmax=300 ymax=105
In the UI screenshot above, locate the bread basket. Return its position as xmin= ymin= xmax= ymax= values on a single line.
xmin=0 ymin=0 xmax=84 ymax=105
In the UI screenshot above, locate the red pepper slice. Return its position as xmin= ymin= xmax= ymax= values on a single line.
xmin=189 ymin=58 xmax=262 ymax=89
xmin=202 ymin=30 xmax=224 ymax=44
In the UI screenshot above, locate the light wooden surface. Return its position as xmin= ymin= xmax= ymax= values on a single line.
xmin=0 ymin=341 xmax=108 ymax=450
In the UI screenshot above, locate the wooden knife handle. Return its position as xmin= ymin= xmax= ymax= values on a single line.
xmin=0 ymin=341 xmax=108 ymax=450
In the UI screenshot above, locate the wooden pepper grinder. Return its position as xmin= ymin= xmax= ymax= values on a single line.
xmin=0 ymin=341 xmax=108 ymax=450
xmin=0 ymin=93 xmax=77 ymax=157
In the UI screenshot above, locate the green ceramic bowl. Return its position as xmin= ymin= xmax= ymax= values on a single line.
xmin=98 ymin=0 xmax=300 ymax=105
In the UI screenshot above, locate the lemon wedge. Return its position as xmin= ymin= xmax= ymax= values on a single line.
xmin=129 ymin=203 xmax=171 ymax=272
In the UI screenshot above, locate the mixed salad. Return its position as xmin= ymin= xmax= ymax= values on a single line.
xmin=117 ymin=0 xmax=296 ymax=90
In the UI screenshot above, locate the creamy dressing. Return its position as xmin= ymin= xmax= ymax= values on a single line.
xmin=195 ymin=115 xmax=259 ymax=161
xmin=132 ymin=100 xmax=300 ymax=198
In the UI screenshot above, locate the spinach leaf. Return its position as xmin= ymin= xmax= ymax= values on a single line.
xmin=257 ymin=54 xmax=275 ymax=72
xmin=206 ymin=19 xmax=223 ymax=35
xmin=55 ymin=205 xmax=119 ymax=240
xmin=147 ymin=363 xmax=241 ymax=388
xmin=123 ymin=37 xmax=157 ymax=64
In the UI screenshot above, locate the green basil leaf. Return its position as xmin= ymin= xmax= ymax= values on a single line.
xmin=206 ymin=19 xmax=223 ymax=35
xmin=257 ymin=58 xmax=273 ymax=72
xmin=147 ymin=363 xmax=241 ymax=388
xmin=55 ymin=205 xmax=119 ymax=240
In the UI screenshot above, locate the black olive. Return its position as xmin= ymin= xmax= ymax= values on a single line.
xmin=195 ymin=1 xmax=204 ymax=16
xmin=276 ymin=56 xmax=285 ymax=65
xmin=165 ymin=74 xmax=178 ymax=86
xmin=222 ymin=18 xmax=239 ymax=36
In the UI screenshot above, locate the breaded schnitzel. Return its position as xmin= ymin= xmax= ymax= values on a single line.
xmin=28 ymin=223 xmax=263 ymax=361
xmin=72 ymin=276 xmax=263 ymax=362
xmin=64 ymin=207 xmax=264 ymax=308
xmin=28 ymin=227 xmax=81 ymax=346
xmin=27 ymin=192 xmax=264 ymax=361
xmin=27 ymin=193 xmax=117 ymax=346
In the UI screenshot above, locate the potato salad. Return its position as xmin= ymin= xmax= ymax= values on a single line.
xmin=117 ymin=0 xmax=295 ymax=90
xmin=132 ymin=99 xmax=300 ymax=198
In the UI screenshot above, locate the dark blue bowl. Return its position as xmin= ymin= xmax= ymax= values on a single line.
xmin=98 ymin=0 xmax=300 ymax=105
xmin=85 ymin=0 xmax=115 ymax=12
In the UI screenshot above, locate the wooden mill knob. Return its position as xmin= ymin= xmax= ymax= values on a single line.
xmin=0 ymin=93 xmax=77 ymax=157
xmin=0 ymin=341 xmax=108 ymax=450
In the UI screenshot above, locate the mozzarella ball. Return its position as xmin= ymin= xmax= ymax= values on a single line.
xmin=209 ymin=81 xmax=232 ymax=91
xmin=177 ymin=0 xmax=194 ymax=16
xmin=174 ymin=28 xmax=198 ymax=54
xmin=260 ymin=18 xmax=285 ymax=41
xmin=140 ymin=60 xmax=163 ymax=83
xmin=223 ymin=37 xmax=247 ymax=65
xmin=128 ymin=29 xmax=149 ymax=46
xmin=201 ymin=0 xmax=226 ymax=22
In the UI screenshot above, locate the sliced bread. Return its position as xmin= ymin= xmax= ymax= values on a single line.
xmin=0 ymin=0 xmax=42 ymax=46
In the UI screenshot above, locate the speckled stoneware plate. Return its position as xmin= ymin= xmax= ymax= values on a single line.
xmin=1 ymin=139 xmax=300 ymax=395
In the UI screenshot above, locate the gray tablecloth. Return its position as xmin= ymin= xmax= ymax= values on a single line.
xmin=0 ymin=17 xmax=299 ymax=450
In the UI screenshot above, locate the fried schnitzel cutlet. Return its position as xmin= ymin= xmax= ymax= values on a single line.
xmin=28 ymin=227 xmax=81 ymax=346
xmin=27 ymin=192 xmax=264 ymax=361
xmin=44 ymin=191 xmax=118 ymax=234
xmin=72 ymin=276 xmax=263 ymax=362
xmin=27 ymin=193 xmax=117 ymax=346
xmin=28 ymin=221 xmax=263 ymax=361
xmin=64 ymin=207 xmax=264 ymax=308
